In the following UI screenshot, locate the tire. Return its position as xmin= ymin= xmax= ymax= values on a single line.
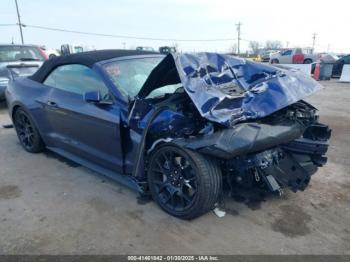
xmin=303 ymin=59 xmax=312 ymax=64
xmin=13 ymin=108 xmax=45 ymax=153
xmin=271 ymin=59 xmax=279 ymax=64
xmin=147 ymin=143 xmax=222 ymax=219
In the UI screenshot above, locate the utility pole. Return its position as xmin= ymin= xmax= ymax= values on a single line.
xmin=236 ymin=22 xmax=241 ymax=55
xmin=312 ymin=32 xmax=317 ymax=53
xmin=14 ymin=0 xmax=24 ymax=44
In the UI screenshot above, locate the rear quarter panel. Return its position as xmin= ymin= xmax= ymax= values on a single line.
xmin=6 ymin=77 xmax=53 ymax=144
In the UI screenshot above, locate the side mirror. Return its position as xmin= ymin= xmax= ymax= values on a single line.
xmin=84 ymin=90 xmax=114 ymax=105
xmin=84 ymin=90 xmax=101 ymax=103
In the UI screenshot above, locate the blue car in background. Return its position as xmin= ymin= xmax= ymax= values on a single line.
xmin=5 ymin=50 xmax=331 ymax=219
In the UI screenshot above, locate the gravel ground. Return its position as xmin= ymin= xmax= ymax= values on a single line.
xmin=0 ymin=80 xmax=349 ymax=255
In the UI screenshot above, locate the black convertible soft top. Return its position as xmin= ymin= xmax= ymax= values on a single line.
xmin=30 ymin=49 xmax=159 ymax=83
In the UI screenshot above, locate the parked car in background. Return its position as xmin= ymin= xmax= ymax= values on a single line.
xmin=136 ymin=46 xmax=155 ymax=52
xmin=259 ymin=50 xmax=278 ymax=62
xmin=61 ymin=44 xmax=84 ymax=55
xmin=159 ymin=46 xmax=176 ymax=54
xmin=0 ymin=44 xmax=47 ymax=100
xmin=336 ymin=54 xmax=346 ymax=59
xmin=6 ymin=50 xmax=330 ymax=219
xmin=332 ymin=54 xmax=350 ymax=77
xmin=60 ymin=44 xmax=94 ymax=55
xmin=270 ymin=48 xmax=317 ymax=64
xmin=45 ymin=48 xmax=61 ymax=59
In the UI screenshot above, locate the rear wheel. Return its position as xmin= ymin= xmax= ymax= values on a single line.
xmin=13 ymin=108 xmax=44 ymax=153
xmin=303 ymin=59 xmax=312 ymax=64
xmin=147 ymin=144 xmax=222 ymax=219
xmin=271 ymin=59 xmax=279 ymax=64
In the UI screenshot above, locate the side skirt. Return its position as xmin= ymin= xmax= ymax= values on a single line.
xmin=47 ymin=146 xmax=143 ymax=193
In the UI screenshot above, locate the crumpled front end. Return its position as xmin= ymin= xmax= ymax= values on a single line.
xmin=173 ymin=53 xmax=323 ymax=126
xmin=132 ymin=52 xmax=331 ymax=194
xmin=173 ymin=101 xmax=331 ymax=193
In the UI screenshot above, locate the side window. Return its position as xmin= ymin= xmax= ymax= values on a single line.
xmin=43 ymin=64 xmax=110 ymax=99
xmin=282 ymin=50 xmax=292 ymax=56
xmin=43 ymin=70 xmax=56 ymax=87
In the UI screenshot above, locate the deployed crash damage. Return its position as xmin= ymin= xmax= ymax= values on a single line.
xmin=130 ymin=53 xmax=331 ymax=198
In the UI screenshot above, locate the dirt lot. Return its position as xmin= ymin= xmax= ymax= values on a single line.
xmin=0 ymin=80 xmax=349 ymax=255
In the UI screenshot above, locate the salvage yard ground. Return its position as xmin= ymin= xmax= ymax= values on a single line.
xmin=0 ymin=80 xmax=349 ymax=254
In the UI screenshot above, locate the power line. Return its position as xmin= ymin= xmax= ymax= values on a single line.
xmin=0 ymin=24 xmax=17 ymax=26
xmin=240 ymin=38 xmax=253 ymax=42
xmin=21 ymin=24 xmax=237 ymax=42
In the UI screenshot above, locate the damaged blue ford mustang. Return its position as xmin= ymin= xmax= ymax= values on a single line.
xmin=5 ymin=50 xmax=331 ymax=219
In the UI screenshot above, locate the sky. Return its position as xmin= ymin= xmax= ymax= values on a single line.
xmin=0 ymin=0 xmax=349 ymax=53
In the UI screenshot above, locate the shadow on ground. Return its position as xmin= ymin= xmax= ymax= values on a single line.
xmin=42 ymin=146 xmax=273 ymax=211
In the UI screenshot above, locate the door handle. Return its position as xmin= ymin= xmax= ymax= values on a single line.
xmin=47 ymin=101 xmax=58 ymax=107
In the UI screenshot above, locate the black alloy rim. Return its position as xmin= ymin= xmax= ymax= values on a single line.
xmin=14 ymin=111 xmax=35 ymax=150
xmin=149 ymin=148 xmax=198 ymax=211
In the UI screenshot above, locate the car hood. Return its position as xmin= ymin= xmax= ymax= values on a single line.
xmin=137 ymin=52 xmax=323 ymax=126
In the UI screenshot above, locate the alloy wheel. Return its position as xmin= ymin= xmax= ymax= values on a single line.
xmin=149 ymin=148 xmax=198 ymax=212
xmin=14 ymin=111 xmax=35 ymax=151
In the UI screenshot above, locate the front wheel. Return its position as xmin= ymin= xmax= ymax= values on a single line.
xmin=147 ymin=144 xmax=222 ymax=219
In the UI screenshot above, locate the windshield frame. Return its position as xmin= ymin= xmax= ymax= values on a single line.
xmin=97 ymin=54 xmax=165 ymax=102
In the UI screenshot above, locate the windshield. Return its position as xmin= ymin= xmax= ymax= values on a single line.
xmin=103 ymin=57 xmax=180 ymax=98
xmin=0 ymin=46 xmax=44 ymax=62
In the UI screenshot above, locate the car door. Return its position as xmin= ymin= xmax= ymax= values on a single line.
xmin=292 ymin=48 xmax=304 ymax=64
xmin=42 ymin=64 xmax=124 ymax=173
xmin=279 ymin=50 xmax=293 ymax=64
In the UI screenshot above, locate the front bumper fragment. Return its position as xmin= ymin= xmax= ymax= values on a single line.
xmin=174 ymin=121 xmax=305 ymax=159
xmin=225 ymin=123 xmax=331 ymax=193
